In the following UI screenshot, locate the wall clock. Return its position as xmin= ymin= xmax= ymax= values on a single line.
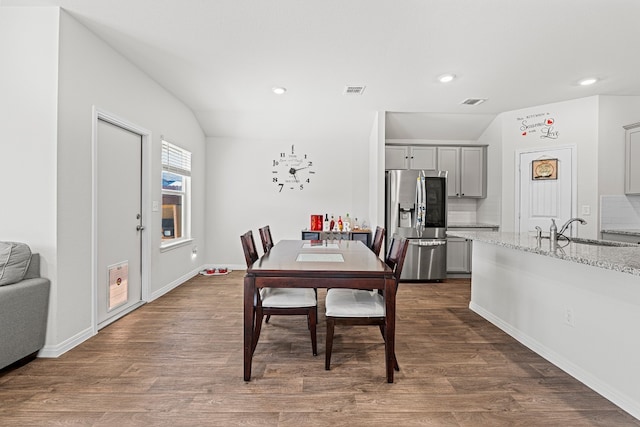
xmin=272 ymin=144 xmax=315 ymax=192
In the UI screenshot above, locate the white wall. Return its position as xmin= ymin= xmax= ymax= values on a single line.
xmin=498 ymin=97 xmax=600 ymax=238
xmin=54 ymin=10 xmax=206 ymax=350
xmin=0 ymin=7 xmax=60 ymax=343
xmin=1 ymin=8 xmax=206 ymax=354
xmin=205 ymin=133 xmax=372 ymax=267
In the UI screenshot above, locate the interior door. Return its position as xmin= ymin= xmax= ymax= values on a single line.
xmin=517 ymin=147 xmax=575 ymax=234
xmin=96 ymin=118 xmax=144 ymax=328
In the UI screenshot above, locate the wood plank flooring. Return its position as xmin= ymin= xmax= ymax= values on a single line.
xmin=1 ymin=272 xmax=638 ymax=426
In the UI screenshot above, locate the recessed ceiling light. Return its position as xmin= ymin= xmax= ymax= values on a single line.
xmin=438 ymin=73 xmax=456 ymax=83
xmin=272 ymin=87 xmax=287 ymax=95
xmin=578 ymin=77 xmax=598 ymax=86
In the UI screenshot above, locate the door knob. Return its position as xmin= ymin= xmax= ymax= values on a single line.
xmin=136 ymin=225 xmax=145 ymax=231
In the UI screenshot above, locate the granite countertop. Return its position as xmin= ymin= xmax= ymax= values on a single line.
xmin=601 ymin=229 xmax=640 ymax=237
xmin=446 ymin=230 xmax=640 ymax=277
xmin=447 ymin=223 xmax=499 ymax=229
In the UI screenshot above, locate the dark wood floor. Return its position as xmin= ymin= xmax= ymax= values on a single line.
xmin=1 ymin=272 xmax=638 ymax=426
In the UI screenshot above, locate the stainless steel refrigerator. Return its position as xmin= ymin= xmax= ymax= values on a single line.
xmin=385 ymin=170 xmax=447 ymax=281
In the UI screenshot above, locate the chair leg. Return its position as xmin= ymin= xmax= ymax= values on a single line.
xmin=309 ymin=307 xmax=318 ymax=356
xmin=265 ymin=314 xmax=271 ymax=324
xmin=325 ymin=317 xmax=335 ymax=370
xmin=252 ymin=307 xmax=264 ymax=355
xmin=378 ymin=324 xmax=400 ymax=371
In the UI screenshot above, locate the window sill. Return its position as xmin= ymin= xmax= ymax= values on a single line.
xmin=160 ymin=238 xmax=193 ymax=252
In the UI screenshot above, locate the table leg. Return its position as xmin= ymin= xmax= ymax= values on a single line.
xmin=384 ymin=276 xmax=396 ymax=383
xmin=244 ymin=275 xmax=255 ymax=381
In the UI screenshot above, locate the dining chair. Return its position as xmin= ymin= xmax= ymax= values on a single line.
xmin=258 ymin=225 xmax=274 ymax=253
xmin=240 ymin=230 xmax=318 ymax=356
xmin=370 ymin=226 xmax=385 ymax=256
xmin=324 ymin=236 xmax=409 ymax=371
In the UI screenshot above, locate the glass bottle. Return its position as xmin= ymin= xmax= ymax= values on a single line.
xmin=338 ymin=216 xmax=344 ymax=232
xmin=344 ymin=213 xmax=351 ymax=231
xmin=323 ymin=213 xmax=330 ymax=231
xmin=330 ymin=215 xmax=335 ymax=231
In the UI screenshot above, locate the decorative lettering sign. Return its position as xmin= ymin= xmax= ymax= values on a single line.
xmin=517 ymin=112 xmax=559 ymax=140
xmin=532 ymin=159 xmax=558 ymax=180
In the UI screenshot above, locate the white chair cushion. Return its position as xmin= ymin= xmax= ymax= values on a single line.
xmin=325 ymin=289 xmax=385 ymax=317
xmin=260 ymin=287 xmax=317 ymax=308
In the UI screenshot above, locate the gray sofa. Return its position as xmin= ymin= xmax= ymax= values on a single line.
xmin=0 ymin=245 xmax=51 ymax=370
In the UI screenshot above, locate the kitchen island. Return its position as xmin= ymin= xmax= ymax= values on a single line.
xmin=447 ymin=231 xmax=640 ymax=420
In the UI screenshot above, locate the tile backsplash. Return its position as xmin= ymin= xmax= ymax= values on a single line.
xmin=600 ymin=195 xmax=640 ymax=229
xmin=448 ymin=198 xmax=477 ymax=224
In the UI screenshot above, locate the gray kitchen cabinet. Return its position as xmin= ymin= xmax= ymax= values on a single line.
xmin=624 ymin=122 xmax=640 ymax=194
xmin=446 ymin=225 xmax=499 ymax=274
xmin=385 ymin=145 xmax=437 ymax=170
xmin=437 ymin=146 xmax=486 ymax=198
xmin=446 ymin=236 xmax=471 ymax=273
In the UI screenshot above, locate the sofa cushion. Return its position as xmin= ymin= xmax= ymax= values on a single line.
xmin=0 ymin=242 xmax=32 ymax=286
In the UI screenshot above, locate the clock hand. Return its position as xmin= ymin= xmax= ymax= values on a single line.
xmin=288 ymin=167 xmax=299 ymax=182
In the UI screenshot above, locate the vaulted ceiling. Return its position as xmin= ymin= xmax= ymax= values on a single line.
xmin=4 ymin=0 xmax=640 ymax=141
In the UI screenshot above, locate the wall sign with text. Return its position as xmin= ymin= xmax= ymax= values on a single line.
xmin=517 ymin=112 xmax=559 ymax=140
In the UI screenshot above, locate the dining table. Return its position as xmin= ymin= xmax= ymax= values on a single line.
xmin=243 ymin=239 xmax=398 ymax=382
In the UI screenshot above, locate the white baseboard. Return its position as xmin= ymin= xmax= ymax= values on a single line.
xmin=38 ymin=326 xmax=95 ymax=358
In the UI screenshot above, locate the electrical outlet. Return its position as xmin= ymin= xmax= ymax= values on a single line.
xmin=564 ymin=307 xmax=575 ymax=327
xmin=581 ymin=205 xmax=591 ymax=216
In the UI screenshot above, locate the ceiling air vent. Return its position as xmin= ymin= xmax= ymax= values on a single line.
xmin=461 ymin=98 xmax=487 ymax=106
xmin=344 ymin=85 xmax=366 ymax=95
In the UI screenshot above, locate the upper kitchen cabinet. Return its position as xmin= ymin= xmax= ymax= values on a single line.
xmin=624 ymin=122 xmax=640 ymax=195
xmin=437 ymin=146 xmax=487 ymax=198
xmin=385 ymin=145 xmax=436 ymax=170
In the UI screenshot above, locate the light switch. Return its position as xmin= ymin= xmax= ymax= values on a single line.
xmin=152 ymin=201 xmax=159 ymax=212
xmin=581 ymin=205 xmax=591 ymax=216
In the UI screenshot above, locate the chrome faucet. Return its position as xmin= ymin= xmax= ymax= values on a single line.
xmin=558 ymin=217 xmax=587 ymax=236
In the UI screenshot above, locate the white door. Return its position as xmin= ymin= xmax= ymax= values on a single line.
xmin=517 ymin=146 xmax=575 ymax=235
xmin=96 ymin=118 xmax=144 ymax=328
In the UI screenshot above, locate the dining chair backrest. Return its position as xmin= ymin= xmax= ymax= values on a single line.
xmin=370 ymin=226 xmax=385 ymax=256
xmin=240 ymin=230 xmax=259 ymax=268
xmin=258 ymin=225 xmax=274 ymax=253
xmin=385 ymin=236 xmax=409 ymax=283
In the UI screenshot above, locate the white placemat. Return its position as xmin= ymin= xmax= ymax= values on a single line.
xmin=302 ymin=243 xmax=340 ymax=249
xmin=296 ymin=253 xmax=344 ymax=262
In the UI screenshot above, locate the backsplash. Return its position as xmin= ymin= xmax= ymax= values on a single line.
xmin=448 ymin=198 xmax=477 ymax=224
xmin=600 ymin=195 xmax=640 ymax=229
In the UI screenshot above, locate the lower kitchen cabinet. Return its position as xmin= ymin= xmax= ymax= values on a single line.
xmin=447 ymin=237 xmax=471 ymax=273
xmin=446 ymin=226 xmax=499 ymax=274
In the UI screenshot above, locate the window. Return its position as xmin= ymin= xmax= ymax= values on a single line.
xmin=161 ymin=140 xmax=191 ymax=245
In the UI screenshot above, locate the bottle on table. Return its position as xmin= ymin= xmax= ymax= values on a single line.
xmin=338 ymin=216 xmax=344 ymax=232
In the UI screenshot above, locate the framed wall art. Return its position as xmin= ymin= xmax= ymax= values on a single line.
xmin=532 ymin=158 xmax=557 ymax=180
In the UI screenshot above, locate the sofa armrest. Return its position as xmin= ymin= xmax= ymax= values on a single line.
xmin=0 ymin=277 xmax=50 ymax=369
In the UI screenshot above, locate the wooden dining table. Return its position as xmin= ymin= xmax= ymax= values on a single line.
xmin=243 ymin=239 xmax=398 ymax=382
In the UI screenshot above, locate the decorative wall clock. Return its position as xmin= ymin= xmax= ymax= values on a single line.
xmin=272 ymin=144 xmax=315 ymax=192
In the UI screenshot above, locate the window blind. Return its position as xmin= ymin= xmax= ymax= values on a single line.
xmin=162 ymin=140 xmax=191 ymax=177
